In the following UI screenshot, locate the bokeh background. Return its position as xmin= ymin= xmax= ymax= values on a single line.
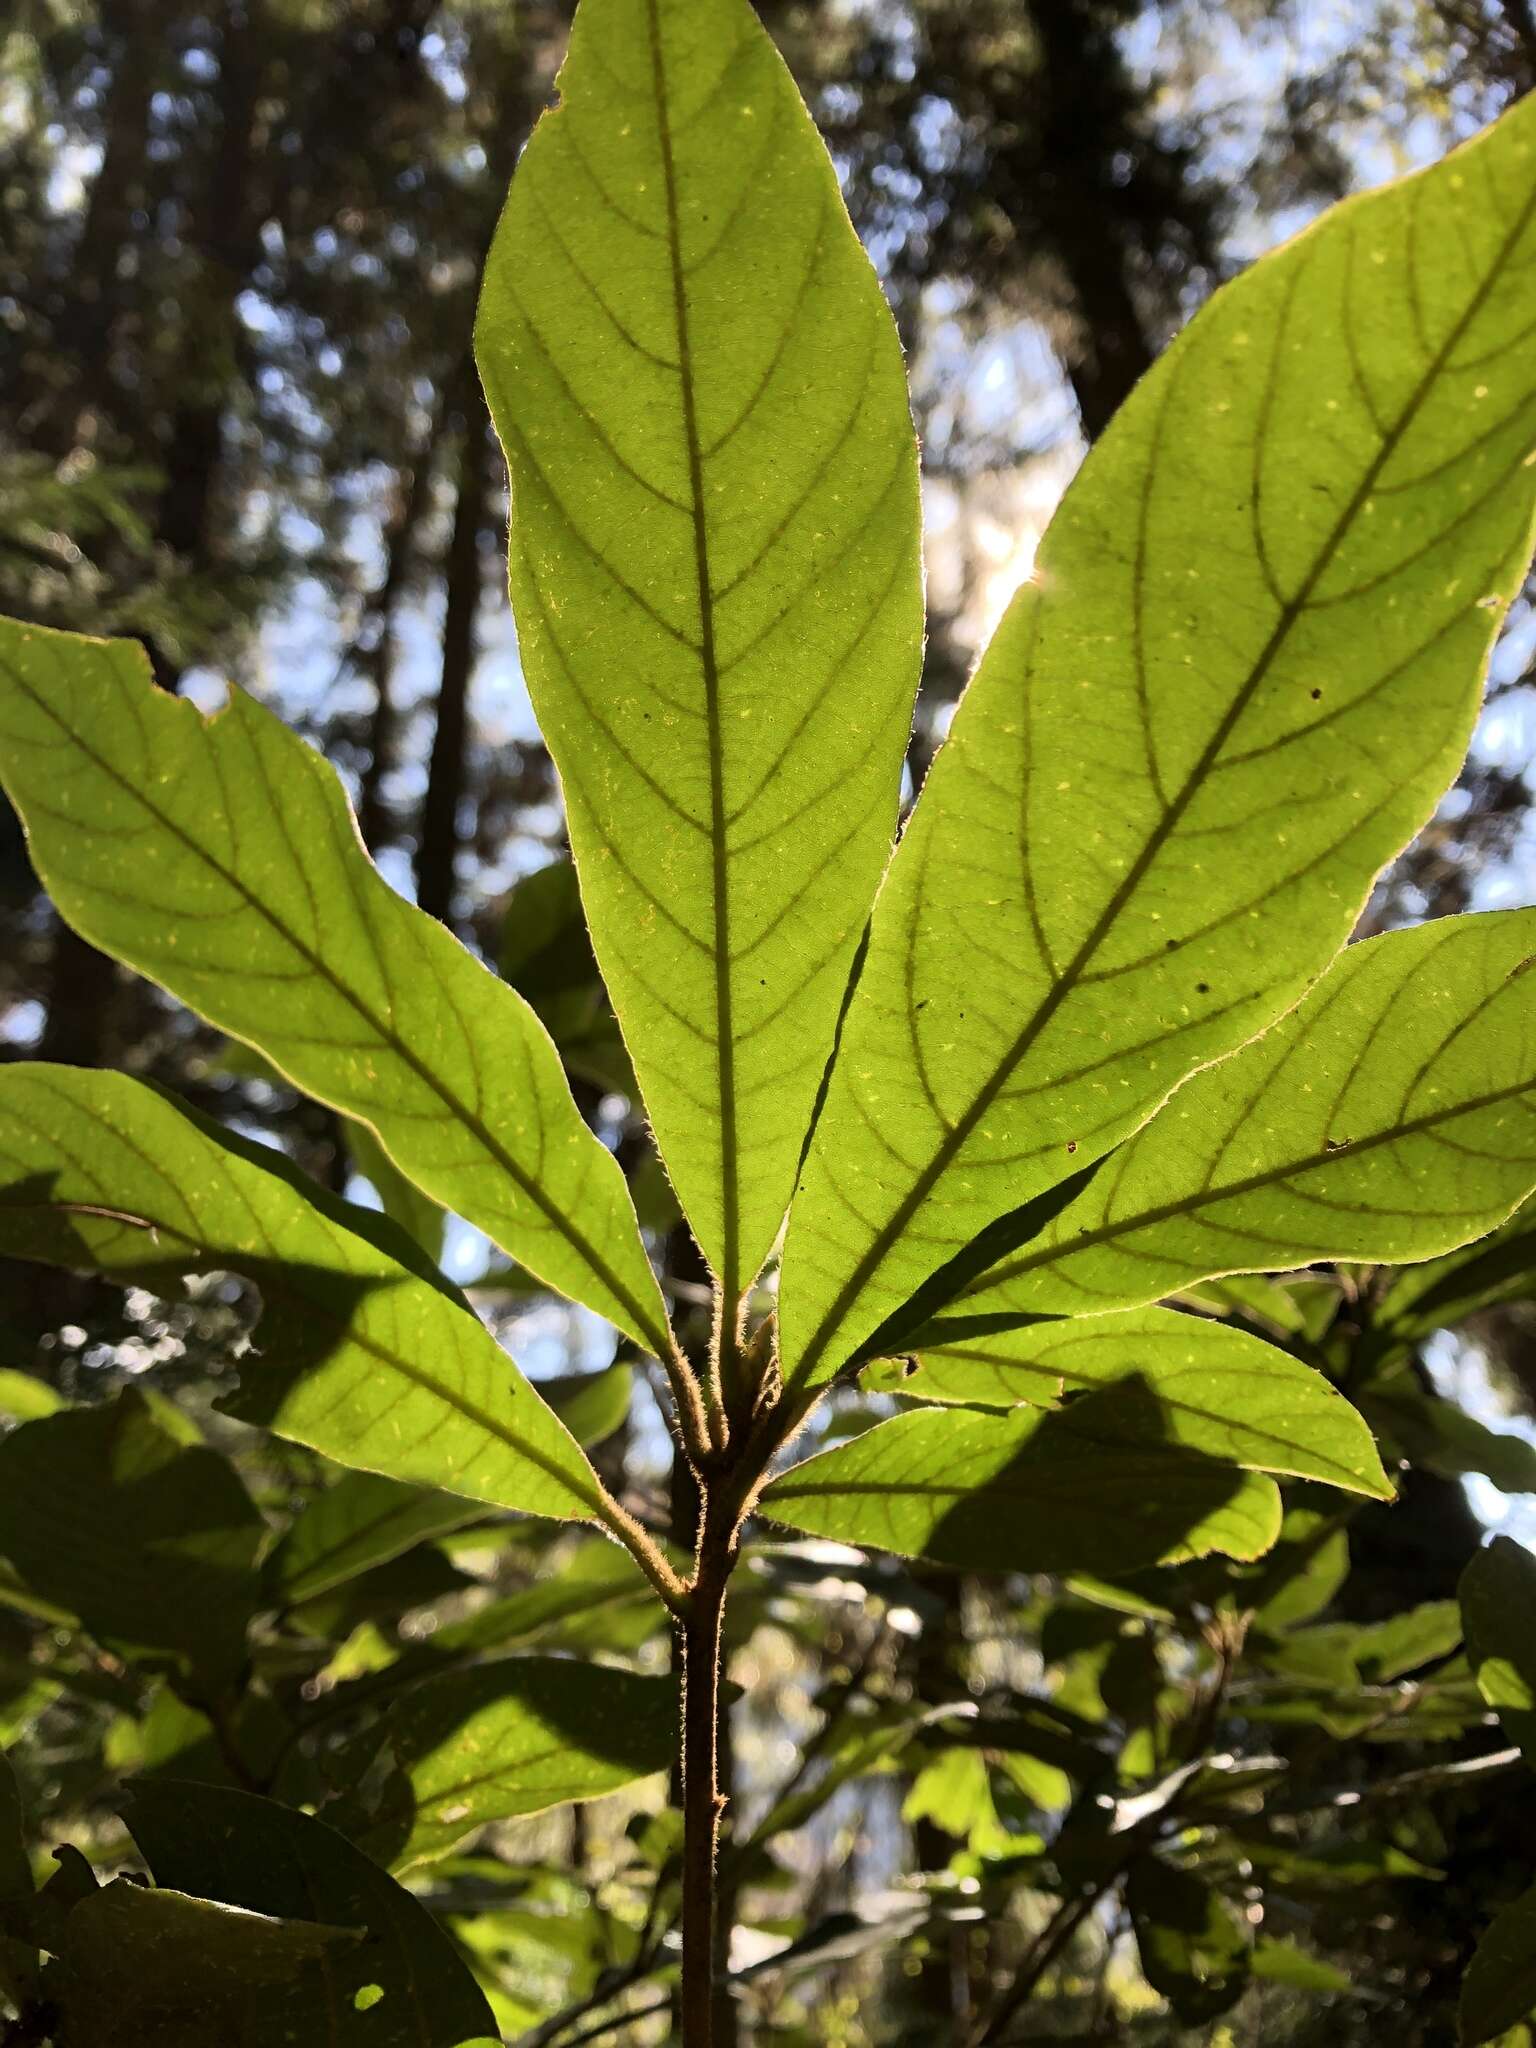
xmin=3 ymin=3 xmax=1536 ymax=2041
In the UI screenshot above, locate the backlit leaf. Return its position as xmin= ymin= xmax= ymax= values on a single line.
xmin=0 ymin=1065 xmax=606 ymax=1528
xmin=942 ymin=911 xmax=1536 ymax=1326
xmin=477 ymin=0 xmax=924 ymax=1298
xmin=867 ymin=1307 xmax=1389 ymax=1496
xmin=0 ymin=616 xmax=670 ymax=1355
xmin=780 ymin=97 xmax=1536 ymax=1388
xmin=350 ymin=1656 xmax=678 ymax=1870
xmin=761 ymin=1382 xmax=1282 ymax=1576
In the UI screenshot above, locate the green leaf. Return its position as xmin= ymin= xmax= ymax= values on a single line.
xmin=1462 ymin=1537 xmax=1536 ymax=1757
xmin=125 ymin=1780 xmax=499 ymax=2046
xmin=779 ymin=97 xmax=1536 ymax=1387
xmin=761 ymin=1381 xmax=1282 ymax=1576
xmin=266 ymin=1471 xmax=491 ymax=1609
xmin=1367 ymin=1384 xmax=1536 ymax=1494
xmin=1379 ymin=1192 xmax=1536 ymax=1341
xmin=500 ymin=859 xmax=634 ymax=1096
xmin=476 ymin=0 xmax=923 ymax=1299
xmin=0 ymin=616 xmax=669 ymax=1355
xmin=865 ymin=1306 xmax=1390 ymax=1497
xmin=1250 ymin=1939 xmax=1353 ymax=1995
xmin=349 ymin=1656 xmax=678 ymax=1870
xmin=0 ymin=1065 xmax=607 ymax=1528
xmin=541 ymin=1361 xmax=634 ymax=1448
xmin=1463 ymin=1881 xmax=1536 ymax=2046
xmin=1127 ymin=1860 xmax=1251 ymax=2024
xmin=0 ymin=1368 xmax=65 ymax=1423
xmin=344 ymin=1118 xmax=445 ymax=1266
xmin=0 ymin=1389 xmax=262 ymax=1682
xmin=1355 ymin=1601 xmax=1464 ymax=1681
xmin=941 ymin=910 xmax=1536 ymax=1327
xmin=52 ymin=1879 xmax=359 ymax=2048
xmin=427 ymin=1538 xmax=660 ymax=1658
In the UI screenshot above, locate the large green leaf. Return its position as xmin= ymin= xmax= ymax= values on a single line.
xmin=866 ymin=1307 xmax=1389 ymax=1497
xmin=1462 ymin=1881 xmax=1536 ymax=2047
xmin=0 ymin=1390 xmax=262 ymax=1684
xmin=779 ymin=96 xmax=1536 ymax=1388
xmin=125 ymin=1782 xmax=499 ymax=2046
xmin=761 ymin=1383 xmax=1282 ymax=1576
xmin=0 ymin=1065 xmax=607 ymax=1528
xmin=1461 ymin=1536 xmax=1536 ymax=1758
xmin=940 ymin=911 xmax=1536 ymax=1327
xmin=476 ymin=0 xmax=923 ymax=1299
xmin=0 ymin=616 xmax=670 ymax=1356
xmin=349 ymin=1656 xmax=678 ymax=1870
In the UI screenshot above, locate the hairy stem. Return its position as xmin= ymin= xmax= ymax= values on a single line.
xmin=680 ymin=1500 xmax=734 ymax=2044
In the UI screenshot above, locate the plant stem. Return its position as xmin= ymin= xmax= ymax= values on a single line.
xmin=680 ymin=1503 xmax=734 ymax=2045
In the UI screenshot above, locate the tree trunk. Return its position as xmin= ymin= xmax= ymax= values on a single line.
xmin=415 ymin=389 xmax=493 ymax=927
xmin=356 ymin=448 xmax=436 ymax=853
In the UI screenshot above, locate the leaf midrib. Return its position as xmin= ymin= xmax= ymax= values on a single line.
xmin=644 ymin=0 xmax=741 ymax=1305
xmin=0 ymin=650 xmax=672 ymax=1360
xmin=789 ymin=163 xmax=1536 ymax=1387
xmin=959 ymin=1078 xmax=1535 ymax=1302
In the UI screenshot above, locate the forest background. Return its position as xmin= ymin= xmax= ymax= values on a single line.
xmin=3 ymin=0 xmax=1536 ymax=2041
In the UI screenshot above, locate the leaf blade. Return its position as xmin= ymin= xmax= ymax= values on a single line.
xmin=352 ymin=1656 xmax=678 ymax=1870
xmin=761 ymin=1388 xmax=1283 ymax=1576
xmin=869 ymin=1306 xmax=1390 ymax=1497
xmin=780 ymin=96 xmax=1536 ymax=1386
xmin=477 ymin=0 xmax=924 ymax=1295
xmin=0 ymin=1064 xmax=605 ymax=1527
xmin=943 ymin=910 xmax=1536 ymax=1325
xmin=0 ymin=617 xmax=670 ymax=1355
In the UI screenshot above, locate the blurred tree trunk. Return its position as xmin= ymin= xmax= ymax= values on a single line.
xmin=357 ymin=445 xmax=436 ymax=854
xmin=416 ymin=379 xmax=494 ymax=927
xmin=1026 ymin=0 xmax=1157 ymax=441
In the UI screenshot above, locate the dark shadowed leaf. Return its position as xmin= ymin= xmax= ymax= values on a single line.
xmin=125 ymin=1780 xmax=499 ymax=2046
xmin=52 ymin=1879 xmax=357 ymax=2048
xmin=1127 ymin=1859 xmax=1251 ymax=2023
xmin=1462 ymin=1537 xmax=1536 ymax=1758
xmin=0 ymin=1390 xmax=261 ymax=1683
xmin=1463 ymin=1881 xmax=1536 ymax=2046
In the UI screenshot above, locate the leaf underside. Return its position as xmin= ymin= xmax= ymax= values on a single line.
xmin=477 ymin=0 xmax=924 ymax=1298
xmin=0 ymin=1066 xmax=603 ymax=1526
xmin=780 ymin=94 xmax=1536 ymax=1388
xmin=0 ymin=617 xmax=669 ymax=1354
xmin=945 ymin=909 xmax=1536 ymax=1325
